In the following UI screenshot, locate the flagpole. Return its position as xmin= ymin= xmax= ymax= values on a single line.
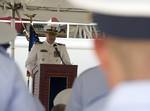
xmin=9 ymin=1 xmax=23 ymax=58
xmin=9 ymin=0 xmax=15 ymax=58
xmin=25 ymin=14 xmax=37 ymax=89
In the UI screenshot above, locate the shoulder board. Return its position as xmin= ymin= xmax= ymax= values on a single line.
xmin=56 ymin=43 xmax=65 ymax=46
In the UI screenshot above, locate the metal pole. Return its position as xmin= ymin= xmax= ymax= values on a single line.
xmin=10 ymin=18 xmax=15 ymax=58
xmin=27 ymin=71 xmax=30 ymax=88
xmin=10 ymin=3 xmax=15 ymax=58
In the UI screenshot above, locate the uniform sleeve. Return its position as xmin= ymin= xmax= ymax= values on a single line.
xmin=25 ymin=44 xmax=38 ymax=73
xmin=65 ymin=78 xmax=83 ymax=111
xmin=61 ymin=45 xmax=71 ymax=65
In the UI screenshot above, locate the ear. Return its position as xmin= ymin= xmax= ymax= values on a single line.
xmin=94 ymin=38 xmax=109 ymax=70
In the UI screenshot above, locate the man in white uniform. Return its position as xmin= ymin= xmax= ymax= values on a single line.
xmin=68 ymin=0 xmax=150 ymax=111
xmin=0 ymin=22 xmax=44 ymax=111
xmin=26 ymin=25 xmax=71 ymax=75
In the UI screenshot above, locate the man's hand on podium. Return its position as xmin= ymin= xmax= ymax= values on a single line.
xmin=26 ymin=65 xmax=38 ymax=78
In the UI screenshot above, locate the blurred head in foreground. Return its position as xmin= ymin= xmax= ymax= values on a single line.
xmin=51 ymin=104 xmax=66 ymax=111
xmin=68 ymin=0 xmax=150 ymax=88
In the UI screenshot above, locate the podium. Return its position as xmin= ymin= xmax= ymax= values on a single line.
xmin=33 ymin=64 xmax=77 ymax=111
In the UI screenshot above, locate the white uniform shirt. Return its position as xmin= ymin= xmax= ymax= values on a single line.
xmin=26 ymin=41 xmax=71 ymax=73
xmin=104 ymin=81 xmax=150 ymax=111
xmin=85 ymin=81 xmax=150 ymax=111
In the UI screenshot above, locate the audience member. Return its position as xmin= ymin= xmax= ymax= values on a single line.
xmin=65 ymin=66 xmax=109 ymax=111
xmin=0 ymin=22 xmax=44 ymax=111
xmin=51 ymin=104 xmax=66 ymax=111
xmin=68 ymin=0 xmax=150 ymax=111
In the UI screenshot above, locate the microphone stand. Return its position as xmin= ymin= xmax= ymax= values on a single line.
xmin=53 ymin=44 xmax=66 ymax=65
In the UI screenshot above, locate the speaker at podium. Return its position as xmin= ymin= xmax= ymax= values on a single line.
xmin=32 ymin=64 xmax=77 ymax=111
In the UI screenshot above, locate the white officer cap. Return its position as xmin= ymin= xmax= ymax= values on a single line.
xmin=68 ymin=0 xmax=150 ymax=39
xmin=44 ymin=25 xmax=53 ymax=31
xmin=0 ymin=22 xmax=17 ymax=44
xmin=68 ymin=0 xmax=150 ymax=17
xmin=44 ymin=24 xmax=58 ymax=35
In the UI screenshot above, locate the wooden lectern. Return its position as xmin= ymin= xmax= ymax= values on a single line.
xmin=32 ymin=64 xmax=77 ymax=111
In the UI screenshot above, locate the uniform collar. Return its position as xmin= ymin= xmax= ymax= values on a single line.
xmin=45 ymin=41 xmax=56 ymax=46
xmin=105 ymin=80 xmax=150 ymax=111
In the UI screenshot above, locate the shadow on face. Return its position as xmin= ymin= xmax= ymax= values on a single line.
xmin=45 ymin=32 xmax=56 ymax=44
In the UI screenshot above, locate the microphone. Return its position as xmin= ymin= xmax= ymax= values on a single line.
xmin=53 ymin=44 xmax=65 ymax=65
xmin=53 ymin=44 xmax=60 ymax=55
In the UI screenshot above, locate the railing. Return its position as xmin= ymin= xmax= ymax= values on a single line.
xmin=0 ymin=20 xmax=97 ymax=39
